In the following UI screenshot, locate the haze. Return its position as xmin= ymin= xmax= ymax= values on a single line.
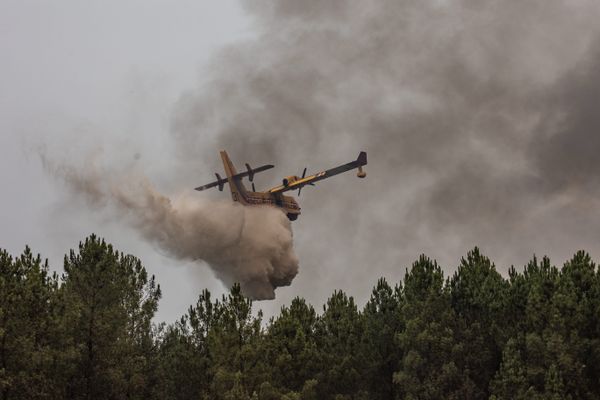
xmin=2 ymin=0 xmax=600 ymax=321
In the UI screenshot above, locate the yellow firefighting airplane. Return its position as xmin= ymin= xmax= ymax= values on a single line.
xmin=195 ymin=150 xmax=367 ymax=221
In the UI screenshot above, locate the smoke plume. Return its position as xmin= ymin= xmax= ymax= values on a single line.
xmin=37 ymin=0 xmax=600 ymax=309
xmin=42 ymin=154 xmax=298 ymax=300
xmin=168 ymin=0 xmax=600 ymax=299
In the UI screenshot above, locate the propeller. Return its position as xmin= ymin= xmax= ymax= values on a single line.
xmin=297 ymin=167 xmax=307 ymax=196
xmin=245 ymin=163 xmax=255 ymax=182
xmin=252 ymin=182 xmax=256 ymax=192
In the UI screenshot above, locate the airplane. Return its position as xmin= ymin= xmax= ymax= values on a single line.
xmin=195 ymin=150 xmax=367 ymax=221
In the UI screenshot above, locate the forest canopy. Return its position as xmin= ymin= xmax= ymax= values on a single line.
xmin=1 ymin=235 xmax=599 ymax=399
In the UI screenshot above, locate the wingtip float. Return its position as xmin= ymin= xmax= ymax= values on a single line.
xmin=195 ymin=151 xmax=367 ymax=221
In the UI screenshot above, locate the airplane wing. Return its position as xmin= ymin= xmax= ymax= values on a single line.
xmin=268 ymin=151 xmax=367 ymax=194
xmin=195 ymin=164 xmax=274 ymax=191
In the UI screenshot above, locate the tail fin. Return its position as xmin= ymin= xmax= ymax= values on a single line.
xmin=220 ymin=151 xmax=248 ymax=203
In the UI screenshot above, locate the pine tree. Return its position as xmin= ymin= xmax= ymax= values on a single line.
xmin=0 ymin=247 xmax=62 ymax=399
xmin=265 ymin=297 xmax=319 ymax=395
xmin=154 ymin=289 xmax=216 ymax=399
xmin=208 ymin=284 xmax=266 ymax=399
xmin=314 ymin=290 xmax=365 ymax=399
xmin=394 ymin=255 xmax=475 ymax=400
xmin=489 ymin=337 xmax=529 ymax=400
xmin=61 ymin=235 xmax=161 ymax=400
xmin=449 ymin=248 xmax=508 ymax=399
xmin=362 ymin=278 xmax=401 ymax=399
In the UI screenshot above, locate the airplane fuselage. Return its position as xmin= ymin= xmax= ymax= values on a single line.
xmin=234 ymin=189 xmax=301 ymax=221
xmin=218 ymin=151 xmax=301 ymax=221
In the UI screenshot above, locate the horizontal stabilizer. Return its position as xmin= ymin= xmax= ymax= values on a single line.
xmin=195 ymin=174 xmax=227 ymax=191
xmin=194 ymin=164 xmax=274 ymax=191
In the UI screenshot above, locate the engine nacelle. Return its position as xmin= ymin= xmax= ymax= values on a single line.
xmin=215 ymin=173 xmax=225 ymax=191
xmin=245 ymin=163 xmax=254 ymax=181
xmin=282 ymin=175 xmax=299 ymax=186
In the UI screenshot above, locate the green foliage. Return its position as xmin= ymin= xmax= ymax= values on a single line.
xmin=265 ymin=297 xmax=318 ymax=393
xmin=60 ymin=235 xmax=161 ymax=400
xmin=208 ymin=283 xmax=266 ymax=399
xmin=394 ymin=255 xmax=475 ymax=400
xmin=0 ymin=246 xmax=62 ymax=399
xmin=490 ymin=337 xmax=529 ymax=399
xmin=362 ymin=278 xmax=401 ymax=399
xmin=1 ymin=238 xmax=600 ymax=399
xmin=314 ymin=290 xmax=365 ymax=399
xmin=449 ymin=248 xmax=509 ymax=399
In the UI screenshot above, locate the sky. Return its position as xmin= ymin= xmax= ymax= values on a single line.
xmin=2 ymin=0 xmax=600 ymax=322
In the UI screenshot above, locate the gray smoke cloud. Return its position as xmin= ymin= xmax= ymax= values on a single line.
xmin=41 ymin=153 xmax=298 ymax=300
xmin=34 ymin=0 xmax=600 ymax=311
xmin=167 ymin=0 xmax=600 ymax=299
